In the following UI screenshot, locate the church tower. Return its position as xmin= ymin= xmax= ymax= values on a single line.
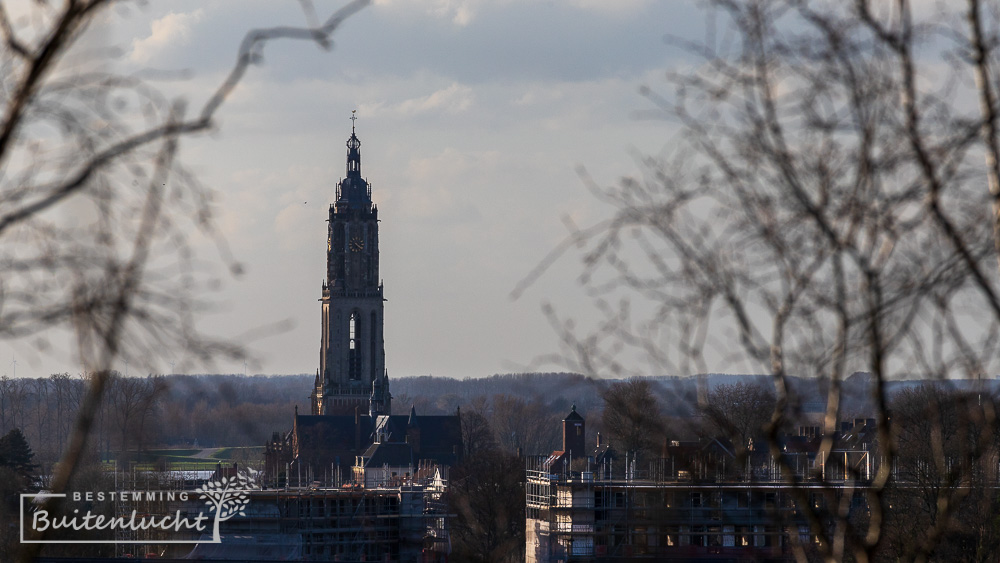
xmin=311 ymin=117 xmax=390 ymax=416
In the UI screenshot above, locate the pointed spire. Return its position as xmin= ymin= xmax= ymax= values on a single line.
xmin=384 ymin=370 xmax=392 ymax=415
xmin=408 ymin=404 xmax=419 ymax=428
xmin=338 ymin=111 xmax=370 ymax=207
xmin=346 ymin=113 xmax=361 ymax=177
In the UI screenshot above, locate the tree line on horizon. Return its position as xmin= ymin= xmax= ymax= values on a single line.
xmin=3 ymin=369 xmax=980 ymax=469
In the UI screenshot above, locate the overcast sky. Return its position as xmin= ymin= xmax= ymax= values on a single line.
xmin=4 ymin=0 xmax=709 ymax=379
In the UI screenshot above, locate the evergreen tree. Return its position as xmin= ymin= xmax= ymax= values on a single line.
xmin=0 ymin=428 xmax=37 ymax=479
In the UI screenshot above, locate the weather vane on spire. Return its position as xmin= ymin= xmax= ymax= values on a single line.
xmin=350 ymin=109 xmax=357 ymax=132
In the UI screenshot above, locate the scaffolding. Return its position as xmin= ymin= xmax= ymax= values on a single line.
xmin=228 ymin=485 xmax=450 ymax=562
xmin=525 ymin=453 xmax=868 ymax=562
xmin=110 ymin=461 xmax=212 ymax=559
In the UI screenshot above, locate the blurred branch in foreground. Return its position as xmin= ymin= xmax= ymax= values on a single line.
xmin=0 ymin=1 xmax=369 ymax=561
xmin=519 ymin=1 xmax=1000 ymax=560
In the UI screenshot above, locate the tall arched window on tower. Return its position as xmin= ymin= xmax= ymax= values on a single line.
xmin=370 ymin=311 xmax=377 ymax=379
xmin=348 ymin=312 xmax=361 ymax=380
xmin=367 ymin=224 xmax=376 ymax=281
xmin=334 ymin=222 xmax=345 ymax=250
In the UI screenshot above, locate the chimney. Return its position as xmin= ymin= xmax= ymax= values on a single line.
xmin=596 ymin=432 xmax=602 ymax=447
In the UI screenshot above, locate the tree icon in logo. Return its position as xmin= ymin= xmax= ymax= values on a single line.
xmin=195 ymin=474 xmax=253 ymax=542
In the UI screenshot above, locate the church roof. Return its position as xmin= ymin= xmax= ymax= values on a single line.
xmin=359 ymin=442 xmax=414 ymax=468
xmin=410 ymin=416 xmax=462 ymax=456
xmin=376 ymin=414 xmax=462 ymax=454
xmin=295 ymin=414 xmax=372 ymax=453
xmin=292 ymin=412 xmax=462 ymax=469
xmin=563 ymin=404 xmax=584 ymax=422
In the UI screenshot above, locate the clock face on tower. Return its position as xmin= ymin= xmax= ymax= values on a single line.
xmin=350 ymin=235 xmax=365 ymax=252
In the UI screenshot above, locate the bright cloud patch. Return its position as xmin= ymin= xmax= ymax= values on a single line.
xmin=129 ymin=10 xmax=204 ymax=64
xmin=397 ymin=83 xmax=474 ymax=115
xmin=567 ymin=0 xmax=651 ymax=16
xmin=373 ymin=0 xmax=652 ymax=25
xmin=361 ymin=83 xmax=475 ymax=117
xmin=374 ymin=0 xmax=479 ymax=26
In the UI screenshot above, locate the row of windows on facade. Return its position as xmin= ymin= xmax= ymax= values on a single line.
xmin=533 ymin=489 xmax=866 ymax=514
xmin=556 ymin=525 xmax=814 ymax=551
xmin=585 ymin=490 xmax=866 ymax=510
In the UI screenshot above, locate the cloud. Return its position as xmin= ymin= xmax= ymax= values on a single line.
xmin=360 ymin=83 xmax=475 ymax=117
xmin=566 ymin=0 xmax=652 ymax=17
xmin=513 ymin=86 xmax=567 ymax=107
xmin=395 ymin=148 xmax=497 ymax=222
xmin=129 ymin=10 xmax=204 ymax=64
xmin=372 ymin=0 xmax=652 ymax=26
xmin=374 ymin=0 xmax=479 ymax=26
xmin=398 ymin=83 xmax=474 ymax=114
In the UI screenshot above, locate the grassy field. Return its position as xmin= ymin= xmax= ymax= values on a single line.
xmin=102 ymin=459 xmax=219 ymax=471
xmin=103 ymin=446 xmax=264 ymax=471
xmin=146 ymin=448 xmax=201 ymax=457
xmin=211 ymin=446 xmax=264 ymax=460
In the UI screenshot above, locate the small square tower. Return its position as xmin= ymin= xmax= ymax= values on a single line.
xmin=562 ymin=405 xmax=585 ymax=460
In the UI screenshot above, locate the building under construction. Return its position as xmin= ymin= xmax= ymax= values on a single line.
xmin=190 ymin=482 xmax=451 ymax=562
xmin=526 ymin=409 xmax=879 ymax=562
